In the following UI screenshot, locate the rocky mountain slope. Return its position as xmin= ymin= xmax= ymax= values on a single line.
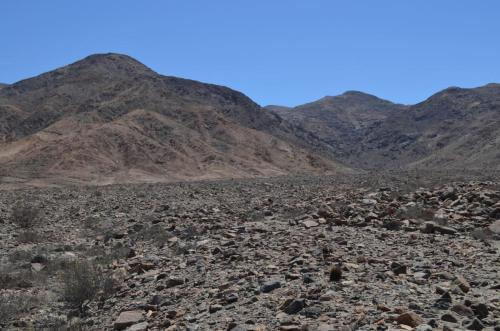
xmin=267 ymin=85 xmax=500 ymax=170
xmin=0 ymin=54 xmax=347 ymax=186
xmin=267 ymin=92 xmax=407 ymax=160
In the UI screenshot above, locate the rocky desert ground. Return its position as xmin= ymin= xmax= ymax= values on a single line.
xmin=0 ymin=171 xmax=499 ymax=331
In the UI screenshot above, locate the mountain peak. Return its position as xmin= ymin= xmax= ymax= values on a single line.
xmin=316 ymin=91 xmax=393 ymax=106
xmin=69 ymin=52 xmax=155 ymax=77
xmin=341 ymin=90 xmax=373 ymax=97
xmin=79 ymin=52 xmax=144 ymax=66
xmin=337 ymin=91 xmax=389 ymax=102
xmin=6 ymin=53 xmax=156 ymax=92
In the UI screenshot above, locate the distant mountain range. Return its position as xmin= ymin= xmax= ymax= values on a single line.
xmin=0 ymin=54 xmax=346 ymax=186
xmin=267 ymin=84 xmax=500 ymax=170
xmin=0 ymin=53 xmax=498 ymax=186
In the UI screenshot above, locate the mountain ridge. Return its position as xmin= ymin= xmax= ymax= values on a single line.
xmin=268 ymin=83 xmax=500 ymax=170
xmin=0 ymin=53 xmax=349 ymax=186
xmin=1 ymin=53 xmax=499 ymax=186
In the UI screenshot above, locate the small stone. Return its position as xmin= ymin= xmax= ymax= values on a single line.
xmin=281 ymin=298 xmax=305 ymax=315
xmin=302 ymin=306 xmax=321 ymax=318
xmin=31 ymin=263 xmax=45 ymax=272
xmin=260 ymin=280 xmax=281 ymax=293
xmin=126 ymin=322 xmax=148 ymax=331
xmin=441 ymin=313 xmax=458 ymax=323
xmin=465 ymin=318 xmax=484 ymax=330
xmin=316 ymin=324 xmax=336 ymax=331
xmin=302 ymin=220 xmax=319 ymax=228
xmin=421 ymin=221 xmax=436 ymax=233
xmin=166 ymin=277 xmax=184 ymax=288
xmin=279 ymin=325 xmax=301 ymax=331
xmin=391 ymin=262 xmax=407 ymax=275
xmin=319 ymin=290 xmax=335 ymax=301
xmin=209 ymin=304 xmax=223 ymax=313
xmin=487 ymin=218 xmax=500 ymax=233
xmin=302 ymin=274 xmax=314 ymax=284
xmin=451 ymin=304 xmax=474 ymax=317
xmin=454 ymin=275 xmax=470 ymax=293
xmin=228 ymin=325 xmax=251 ymax=331
xmin=114 ymin=310 xmax=143 ymax=330
xmin=435 ymin=291 xmax=452 ymax=309
xmin=224 ymin=293 xmax=238 ymax=304
xmin=31 ymin=255 xmax=47 ymax=263
xmin=471 ymin=303 xmax=488 ymax=319
xmin=150 ymin=295 xmax=162 ymax=306
xmin=435 ymin=225 xmax=457 ymax=235
xmin=396 ymin=311 xmax=424 ymax=327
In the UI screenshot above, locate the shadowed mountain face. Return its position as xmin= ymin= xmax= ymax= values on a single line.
xmin=267 ymin=84 xmax=500 ymax=170
xmin=267 ymin=92 xmax=408 ymax=159
xmin=0 ymin=54 xmax=348 ymax=185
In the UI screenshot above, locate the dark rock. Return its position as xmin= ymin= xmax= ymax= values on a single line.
xmin=465 ymin=318 xmax=484 ymax=330
xmin=441 ymin=313 xmax=458 ymax=323
xmin=281 ymin=298 xmax=305 ymax=314
xmin=471 ymin=303 xmax=489 ymax=319
xmin=302 ymin=306 xmax=321 ymax=318
xmin=260 ymin=280 xmax=281 ymax=293
xmin=435 ymin=291 xmax=453 ymax=309
xmin=209 ymin=304 xmax=223 ymax=313
xmin=391 ymin=262 xmax=407 ymax=275
xmin=30 ymin=255 xmax=47 ymax=263
xmin=383 ymin=219 xmax=401 ymax=230
xmin=166 ymin=277 xmax=184 ymax=288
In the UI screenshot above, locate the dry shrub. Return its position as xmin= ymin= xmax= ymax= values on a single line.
xmin=60 ymin=260 xmax=113 ymax=310
xmin=17 ymin=230 xmax=41 ymax=243
xmin=11 ymin=202 xmax=41 ymax=229
xmin=33 ymin=315 xmax=87 ymax=331
xmin=0 ymin=291 xmax=39 ymax=325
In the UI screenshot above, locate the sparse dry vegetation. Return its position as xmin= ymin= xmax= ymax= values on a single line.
xmin=0 ymin=291 xmax=40 ymax=325
xmin=10 ymin=202 xmax=41 ymax=229
xmin=60 ymin=260 xmax=111 ymax=311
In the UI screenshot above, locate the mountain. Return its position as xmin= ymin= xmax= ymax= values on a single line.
xmin=361 ymin=84 xmax=500 ymax=169
xmin=266 ymin=92 xmax=408 ymax=161
xmin=267 ymin=85 xmax=500 ymax=170
xmin=0 ymin=53 xmax=348 ymax=186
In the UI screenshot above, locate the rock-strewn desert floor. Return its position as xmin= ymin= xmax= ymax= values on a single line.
xmin=1 ymin=171 xmax=499 ymax=330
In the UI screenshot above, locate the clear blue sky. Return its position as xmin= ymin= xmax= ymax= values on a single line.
xmin=1 ymin=1 xmax=499 ymax=106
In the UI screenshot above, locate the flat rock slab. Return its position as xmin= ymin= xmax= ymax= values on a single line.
xmin=489 ymin=219 xmax=500 ymax=234
xmin=114 ymin=310 xmax=144 ymax=330
xmin=126 ymin=322 xmax=148 ymax=331
xmin=302 ymin=220 xmax=319 ymax=228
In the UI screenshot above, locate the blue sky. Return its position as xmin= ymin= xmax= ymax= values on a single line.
xmin=1 ymin=1 xmax=499 ymax=106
